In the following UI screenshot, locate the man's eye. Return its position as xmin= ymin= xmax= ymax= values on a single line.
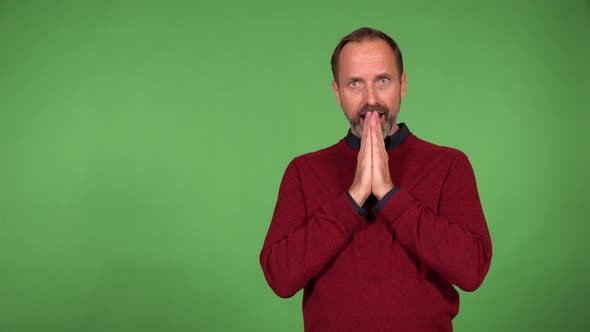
xmin=349 ymin=81 xmax=359 ymax=88
xmin=379 ymin=78 xmax=390 ymax=84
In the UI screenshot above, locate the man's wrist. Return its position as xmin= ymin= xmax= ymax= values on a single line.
xmin=348 ymin=188 xmax=368 ymax=207
xmin=346 ymin=191 xmax=369 ymax=216
xmin=375 ymin=186 xmax=400 ymax=213
xmin=374 ymin=184 xmax=394 ymax=200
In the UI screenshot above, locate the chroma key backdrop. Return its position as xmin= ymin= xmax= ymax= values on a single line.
xmin=1 ymin=1 xmax=588 ymax=331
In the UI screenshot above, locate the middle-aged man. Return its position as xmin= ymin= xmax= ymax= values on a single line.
xmin=260 ymin=27 xmax=492 ymax=331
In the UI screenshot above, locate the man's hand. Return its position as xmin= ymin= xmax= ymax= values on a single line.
xmin=348 ymin=112 xmax=394 ymax=206
xmin=370 ymin=112 xmax=394 ymax=200
xmin=348 ymin=113 xmax=373 ymax=206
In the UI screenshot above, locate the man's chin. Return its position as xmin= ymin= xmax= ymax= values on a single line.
xmin=354 ymin=119 xmax=390 ymax=138
xmin=351 ymin=124 xmax=363 ymax=137
xmin=359 ymin=113 xmax=386 ymax=127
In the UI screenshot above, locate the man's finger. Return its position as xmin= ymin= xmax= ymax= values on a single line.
xmin=372 ymin=112 xmax=387 ymax=152
xmin=362 ymin=114 xmax=370 ymax=145
xmin=371 ymin=112 xmax=381 ymax=152
xmin=366 ymin=113 xmax=376 ymax=144
xmin=375 ymin=114 xmax=383 ymax=141
xmin=360 ymin=116 xmax=370 ymax=155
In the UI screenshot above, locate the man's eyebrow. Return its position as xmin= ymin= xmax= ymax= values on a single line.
xmin=345 ymin=76 xmax=364 ymax=82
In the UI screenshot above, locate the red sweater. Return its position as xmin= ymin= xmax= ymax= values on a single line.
xmin=260 ymin=132 xmax=492 ymax=331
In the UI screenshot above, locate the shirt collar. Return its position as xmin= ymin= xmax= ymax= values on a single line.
xmin=344 ymin=123 xmax=410 ymax=151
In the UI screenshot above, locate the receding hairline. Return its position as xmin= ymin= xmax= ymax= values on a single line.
xmin=337 ymin=41 xmax=400 ymax=82
xmin=330 ymin=27 xmax=404 ymax=83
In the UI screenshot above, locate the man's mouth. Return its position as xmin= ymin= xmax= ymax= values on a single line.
xmin=359 ymin=112 xmax=386 ymax=127
xmin=360 ymin=112 xmax=385 ymax=120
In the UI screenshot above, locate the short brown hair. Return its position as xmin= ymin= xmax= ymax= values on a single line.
xmin=330 ymin=27 xmax=404 ymax=83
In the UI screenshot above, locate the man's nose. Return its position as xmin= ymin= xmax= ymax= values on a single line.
xmin=364 ymin=85 xmax=377 ymax=105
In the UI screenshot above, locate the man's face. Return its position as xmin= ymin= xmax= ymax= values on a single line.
xmin=331 ymin=38 xmax=407 ymax=137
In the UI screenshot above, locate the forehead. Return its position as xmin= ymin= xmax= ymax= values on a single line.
xmin=338 ymin=39 xmax=397 ymax=78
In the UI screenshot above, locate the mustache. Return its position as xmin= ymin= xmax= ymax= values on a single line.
xmin=358 ymin=104 xmax=389 ymax=118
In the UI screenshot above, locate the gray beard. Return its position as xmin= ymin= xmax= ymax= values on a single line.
xmin=349 ymin=102 xmax=396 ymax=138
xmin=354 ymin=115 xmax=396 ymax=138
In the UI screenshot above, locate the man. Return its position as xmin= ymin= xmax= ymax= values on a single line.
xmin=260 ymin=27 xmax=492 ymax=331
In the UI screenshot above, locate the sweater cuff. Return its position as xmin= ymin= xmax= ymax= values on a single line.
xmin=374 ymin=186 xmax=400 ymax=213
xmin=322 ymin=192 xmax=365 ymax=235
xmin=346 ymin=191 xmax=369 ymax=216
xmin=375 ymin=188 xmax=417 ymax=225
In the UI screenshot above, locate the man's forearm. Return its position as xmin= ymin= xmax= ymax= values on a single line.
xmin=260 ymin=162 xmax=364 ymax=298
xmin=377 ymin=157 xmax=492 ymax=291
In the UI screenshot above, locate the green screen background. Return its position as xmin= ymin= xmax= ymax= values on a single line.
xmin=1 ymin=1 xmax=589 ymax=331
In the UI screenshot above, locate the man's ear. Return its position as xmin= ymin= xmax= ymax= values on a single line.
xmin=400 ymin=72 xmax=407 ymax=99
xmin=331 ymin=80 xmax=341 ymax=107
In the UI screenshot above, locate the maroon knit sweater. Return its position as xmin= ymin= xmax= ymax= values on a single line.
xmin=260 ymin=132 xmax=492 ymax=331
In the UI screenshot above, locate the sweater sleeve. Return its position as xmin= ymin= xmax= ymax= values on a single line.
xmin=260 ymin=159 xmax=364 ymax=298
xmin=377 ymin=153 xmax=492 ymax=292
